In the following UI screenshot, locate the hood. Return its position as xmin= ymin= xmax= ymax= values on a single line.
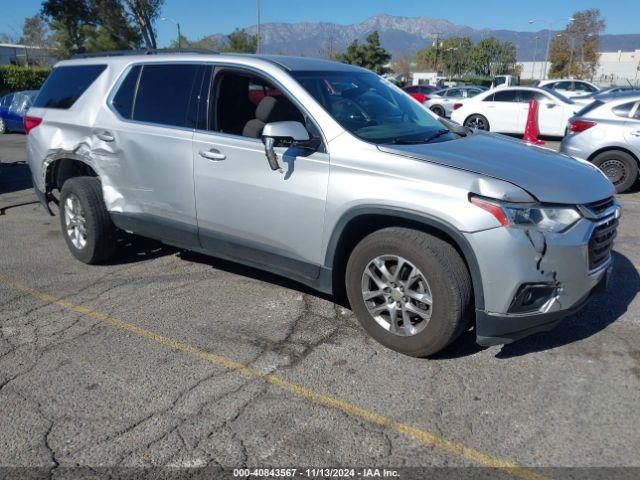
xmin=378 ymin=132 xmax=614 ymax=204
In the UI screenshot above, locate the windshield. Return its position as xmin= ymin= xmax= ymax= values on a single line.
xmin=292 ymin=71 xmax=455 ymax=144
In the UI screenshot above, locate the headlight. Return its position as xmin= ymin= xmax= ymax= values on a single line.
xmin=470 ymin=196 xmax=581 ymax=233
xmin=502 ymin=204 xmax=581 ymax=232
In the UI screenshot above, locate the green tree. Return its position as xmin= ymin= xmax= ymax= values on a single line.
xmin=121 ymin=0 xmax=164 ymax=50
xmin=415 ymin=44 xmax=439 ymax=71
xmin=549 ymin=9 xmax=605 ymax=79
xmin=92 ymin=0 xmax=141 ymax=49
xmin=220 ymin=28 xmax=257 ymax=53
xmin=168 ymin=34 xmax=222 ymax=51
xmin=338 ymin=31 xmax=391 ymax=75
xmin=42 ymin=0 xmax=96 ymax=55
xmin=440 ymin=37 xmax=473 ymax=77
xmin=470 ymin=37 xmax=517 ymax=77
xmin=19 ymin=14 xmax=51 ymax=47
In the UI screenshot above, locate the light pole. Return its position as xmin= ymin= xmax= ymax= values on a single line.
xmin=529 ymin=17 xmax=573 ymax=80
xmin=161 ymin=17 xmax=181 ymax=49
xmin=532 ymin=35 xmax=539 ymax=79
xmin=256 ymin=0 xmax=261 ymax=54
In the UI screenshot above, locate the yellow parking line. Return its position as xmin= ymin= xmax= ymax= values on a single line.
xmin=0 ymin=275 xmax=548 ymax=480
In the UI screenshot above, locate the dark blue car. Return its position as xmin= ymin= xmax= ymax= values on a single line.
xmin=0 ymin=90 xmax=39 ymax=134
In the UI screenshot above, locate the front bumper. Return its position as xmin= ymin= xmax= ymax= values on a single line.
xmin=475 ymin=265 xmax=610 ymax=346
xmin=465 ymin=205 xmax=618 ymax=347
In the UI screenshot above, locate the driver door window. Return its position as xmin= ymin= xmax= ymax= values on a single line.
xmin=209 ymin=71 xmax=305 ymax=139
xmin=192 ymin=67 xmax=330 ymax=273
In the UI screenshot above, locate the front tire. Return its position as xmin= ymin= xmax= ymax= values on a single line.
xmin=345 ymin=228 xmax=472 ymax=357
xmin=464 ymin=114 xmax=490 ymax=131
xmin=592 ymin=150 xmax=638 ymax=193
xmin=59 ymin=177 xmax=116 ymax=264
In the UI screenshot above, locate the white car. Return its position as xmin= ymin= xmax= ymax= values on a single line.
xmin=537 ymin=79 xmax=599 ymax=98
xmin=451 ymin=87 xmax=579 ymax=137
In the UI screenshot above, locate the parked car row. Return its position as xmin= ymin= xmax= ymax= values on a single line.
xmin=0 ymin=90 xmax=39 ymax=134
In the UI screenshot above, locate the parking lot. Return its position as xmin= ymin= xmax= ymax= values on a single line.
xmin=1 ymin=133 xmax=639 ymax=478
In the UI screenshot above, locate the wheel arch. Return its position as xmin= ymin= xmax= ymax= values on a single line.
xmin=588 ymin=145 xmax=640 ymax=167
xmin=325 ymin=206 xmax=485 ymax=311
xmin=43 ymin=154 xmax=99 ymax=208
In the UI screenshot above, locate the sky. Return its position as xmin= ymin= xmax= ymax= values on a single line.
xmin=1 ymin=0 xmax=638 ymax=47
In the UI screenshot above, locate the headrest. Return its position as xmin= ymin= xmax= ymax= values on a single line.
xmin=256 ymin=96 xmax=278 ymax=122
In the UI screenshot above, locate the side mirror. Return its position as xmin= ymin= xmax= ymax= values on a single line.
xmin=261 ymin=121 xmax=311 ymax=171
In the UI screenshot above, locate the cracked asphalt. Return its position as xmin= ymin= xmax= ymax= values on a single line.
xmin=1 ymin=133 xmax=640 ymax=478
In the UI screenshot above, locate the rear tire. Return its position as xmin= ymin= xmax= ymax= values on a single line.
xmin=464 ymin=114 xmax=490 ymax=131
xmin=430 ymin=105 xmax=446 ymax=117
xmin=345 ymin=228 xmax=472 ymax=357
xmin=592 ymin=150 xmax=638 ymax=193
xmin=59 ymin=177 xmax=116 ymax=264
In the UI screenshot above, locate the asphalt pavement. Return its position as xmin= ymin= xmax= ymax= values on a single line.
xmin=1 ymin=133 xmax=639 ymax=479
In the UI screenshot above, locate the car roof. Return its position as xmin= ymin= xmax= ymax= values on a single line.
xmin=55 ymin=52 xmax=367 ymax=73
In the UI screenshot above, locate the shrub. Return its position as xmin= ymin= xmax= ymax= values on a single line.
xmin=0 ymin=65 xmax=51 ymax=95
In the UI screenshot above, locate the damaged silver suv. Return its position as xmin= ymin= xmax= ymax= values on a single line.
xmin=25 ymin=52 xmax=619 ymax=356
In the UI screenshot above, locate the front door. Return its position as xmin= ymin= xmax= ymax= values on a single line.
xmin=193 ymin=67 xmax=330 ymax=282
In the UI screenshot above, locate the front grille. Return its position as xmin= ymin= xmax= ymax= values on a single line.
xmin=585 ymin=197 xmax=615 ymax=217
xmin=588 ymin=217 xmax=617 ymax=271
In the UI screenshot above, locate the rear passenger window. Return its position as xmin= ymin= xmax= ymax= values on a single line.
xmin=33 ymin=65 xmax=106 ymax=109
xmin=132 ymin=64 xmax=201 ymax=128
xmin=493 ymin=90 xmax=517 ymax=102
xmin=112 ymin=65 xmax=141 ymax=119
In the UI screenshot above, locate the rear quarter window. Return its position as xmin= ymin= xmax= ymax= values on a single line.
xmin=33 ymin=64 xmax=106 ymax=109
xmin=612 ymin=102 xmax=635 ymax=118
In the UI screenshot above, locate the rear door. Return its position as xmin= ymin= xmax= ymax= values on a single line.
xmin=484 ymin=89 xmax=519 ymax=133
xmin=192 ymin=66 xmax=330 ymax=279
xmin=517 ymin=89 xmax=565 ymax=135
xmin=101 ymin=62 xmax=204 ymax=247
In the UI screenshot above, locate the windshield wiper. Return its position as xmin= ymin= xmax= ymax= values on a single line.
xmin=422 ymin=129 xmax=452 ymax=143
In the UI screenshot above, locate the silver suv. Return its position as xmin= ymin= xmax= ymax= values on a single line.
xmin=25 ymin=52 xmax=619 ymax=356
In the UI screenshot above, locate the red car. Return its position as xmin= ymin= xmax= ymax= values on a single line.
xmin=403 ymin=85 xmax=438 ymax=104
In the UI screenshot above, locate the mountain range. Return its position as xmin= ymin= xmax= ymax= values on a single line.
xmin=205 ymin=14 xmax=640 ymax=61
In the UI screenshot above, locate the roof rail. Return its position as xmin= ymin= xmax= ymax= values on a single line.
xmin=71 ymin=48 xmax=219 ymax=59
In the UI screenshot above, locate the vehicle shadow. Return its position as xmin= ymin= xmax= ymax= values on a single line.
xmin=102 ymin=233 xmax=178 ymax=266
xmin=177 ymin=250 xmax=341 ymax=305
xmin=0 ymin=161 xmax=33 ymax=195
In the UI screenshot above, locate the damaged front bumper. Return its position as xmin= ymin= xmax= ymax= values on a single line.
xmin=466 ymin=206 xmax=618 ymax=347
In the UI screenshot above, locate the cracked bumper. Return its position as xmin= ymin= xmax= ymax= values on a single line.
xmin=475 ymin=265 xmax=610 ymax=346
xmin=465 ymin=216 xmax=615 ymax=346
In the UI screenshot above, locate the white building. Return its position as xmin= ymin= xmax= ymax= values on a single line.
xmin=0 ymin=43 xmax=55 ymax=66
xmin=595 ymin=49 xmax=640 ymax=86
xmin=517 ymin=49 xmax=640 ymax=86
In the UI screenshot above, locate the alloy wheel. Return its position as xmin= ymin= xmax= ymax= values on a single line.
xmin=64 ymin=194 xmax=88 ymax=249
xmin=467 ymin=115 xmax=487 ymax=130
xmin=361 ymin=255 xmax=433 ymax=337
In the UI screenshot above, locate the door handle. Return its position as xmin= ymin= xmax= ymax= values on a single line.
xmin=96 ymin=131 xmax=114 ymax=142
xmin=199 ymin=148 xmax=226 ymax=161
xmin=630 ymin=131 xmax=640 ymax=137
